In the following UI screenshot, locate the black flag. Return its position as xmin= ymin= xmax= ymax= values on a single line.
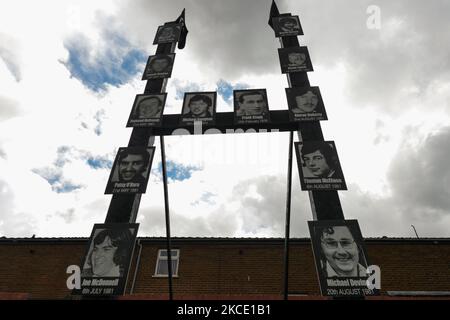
xmin=175 ymin=8 xmax=189 ymax=50
xmin=268 ymin=0 xmax=280 ymax=29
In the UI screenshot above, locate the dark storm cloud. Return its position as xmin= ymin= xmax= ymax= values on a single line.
xmin=138 ymin=205 xmax=238 ymax=237
xmin=387 ymin=126 xmax=450 ymax=219
xmin=116 ymin=0 xmax=450 ymax=114
xmin=229 ymin=163 xmax=450 ymax=238
xmin=286 ymin=0 xmax=450 ymax=114
xmin=232 ymin=176 xmax=404 ymax=238
xmin=139 ymin=166 xmax=450 ymax=238
xmin=137 ymin=175 xmax=311 ymax=237
xmin=231 ymin=175 xmax=313 ymax=237
xmin=338 ymin=127 xmax=450 ymax=238
xmin=341 ymin=183 xmax=450 ymax=237
xmin=115 ymin=0 xmax=282 ymax=80
xmin=41 ymin=0 xmax=449 ymax=238
xmin=340 ymin=184 xmax=400 ymax=237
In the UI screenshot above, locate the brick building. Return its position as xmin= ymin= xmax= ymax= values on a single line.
xmin=0 ymin=237 xmax=449 ymax=299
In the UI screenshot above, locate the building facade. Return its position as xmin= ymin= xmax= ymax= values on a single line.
xmin=0 ymin=237 xmax=449 ymax=299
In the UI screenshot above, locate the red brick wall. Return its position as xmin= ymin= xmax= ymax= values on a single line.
xmin=0 ymin=242 xmax=85 ymax=299
xmin=367 ymin=243 xmax=450 ymax=292
xmin=0 ymin=239 xmax=448 ymax=299
xmin=130 ymin=244 xmax=291 ymax=295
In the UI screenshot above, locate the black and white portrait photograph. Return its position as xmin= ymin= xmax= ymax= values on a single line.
xmin=180 ymin=92 xmax=217 ymax=126
xmin=153 ymin=23 xmax=182 ymax=44
xmin=294 ymin=141 xmax=347 ymax=190
xmin=104 ymin=146 xmax=155 ymax=194
xmin=233 ymin=89 xmax=271 ymax=125
xmin=278 ymin=46 xmax=313 ymax=73
xmin=286 ymin=86 xmax=327 ymax=121
xmin=77 ymin=223 xmax=139 ymax=296
xmin=142 ymin=53 xmax=175 ymax=80
xmin=126 ymin=93 xmax=167 ymax=127
xmin=272 ymin=15 xmax=303 ymax=37
xmin=308 ymin=220 xmax=376 ymax=297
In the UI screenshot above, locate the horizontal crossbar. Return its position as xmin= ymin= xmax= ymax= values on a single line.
xmin=145 ymin=110 xmax=311 ymax=135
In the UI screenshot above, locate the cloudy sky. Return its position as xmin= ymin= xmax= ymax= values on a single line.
xmin=1 ymin=0 xmax=449 ymax=239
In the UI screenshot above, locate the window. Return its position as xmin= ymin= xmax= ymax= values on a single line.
xmin=154 ymin=249 xmax=180 ymax=277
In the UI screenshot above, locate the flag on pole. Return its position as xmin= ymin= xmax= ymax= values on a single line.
xmin=268 ymin=0 xmax=280 ymax=29
xmin=175 ymin=8 xmax=189 ymax=49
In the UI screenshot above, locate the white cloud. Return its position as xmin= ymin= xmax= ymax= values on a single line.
xmin=0 ymin=0 xmax=449 ymax=239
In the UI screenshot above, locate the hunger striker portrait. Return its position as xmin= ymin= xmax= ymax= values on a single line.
xmin=180 ymin=92 xmax=216 ymax=125
xmin=315 ymin=224 xmax=368 ymax=278
xmin=82 ymin=227 xmax=135 ymax=278
xmin=153 ymin=24 xmax=181 ymax=44
xmin=143 ymin=54 xmax=175 ymax=79
xmin=233 ymin=89 xmax=270 ymax=124
xmin=286 ymin=86 xmax=327 ymax=121
xmin=105 ymin=147 xmax=155 ymax=194
xmin=272 ymin=16 xmax=303 ymax=37
xmin=278 ymin=47 xmax=313 ymax=73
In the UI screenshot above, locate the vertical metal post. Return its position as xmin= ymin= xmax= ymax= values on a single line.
xmin=411 ymin=225 xmax=419 ymax=238
xmin=283 ymin=131 xmax=294 ymax=300
xmin=101 ymin=10 xmax=185 ymax=297
xmin=271 ymin=7 xmax=347 ymax=301
xmin=160 ymin=135 xmax=173 ymax=300
xmin=104 ymin=39 xmax=177 ymax=224
xmin=280 ymin=30 xmax=344 ymax=222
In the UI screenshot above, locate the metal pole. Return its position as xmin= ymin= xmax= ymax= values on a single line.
xmin=283 ymin=131 xmax=294 ymax=300
xmin=160 ymin=135 xmax=173 ymax=300
xmin=411 ymin=225 xmax=419 ymax=238
xmin=130 ymin=239 xmax=143 ymax=294
xmin=279 ymin=23 xmax=344 ymax=221
xmin=104 ymin=34 xmax=177 ymax=224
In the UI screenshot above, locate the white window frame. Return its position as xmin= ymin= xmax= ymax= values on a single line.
xmin=153 ymin=249 xmax=180 ymax=277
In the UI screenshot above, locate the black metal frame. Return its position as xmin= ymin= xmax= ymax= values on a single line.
xmin=97 ymin=4 xmax=349 ymax=301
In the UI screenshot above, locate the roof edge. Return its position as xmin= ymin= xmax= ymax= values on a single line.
xmin=0 ymin=236 xmax=449 ymax=245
